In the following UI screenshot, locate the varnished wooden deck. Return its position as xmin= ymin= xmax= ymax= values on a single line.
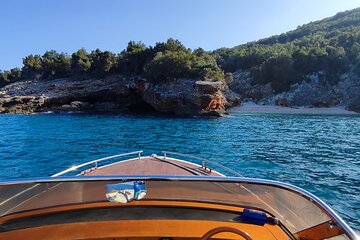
xmin=83 ymin=157 xmax=222 ymax=176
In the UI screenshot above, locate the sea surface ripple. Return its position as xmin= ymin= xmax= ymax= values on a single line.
xmin=0 ymin=113 xmax=359 ymax=231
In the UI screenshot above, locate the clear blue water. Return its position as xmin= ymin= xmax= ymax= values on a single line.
xmin=0 ymin=113 xmax=359 ymax=231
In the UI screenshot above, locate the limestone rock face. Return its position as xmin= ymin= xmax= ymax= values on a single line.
xmin=0 ymin=76 xmax=141 ymax=113
xmin=347 ymin=97 xmax=360 ymax=112
xmin=143 ymin=79 xmax=235 ymax=116
xmin=275 ymin=98 xmax=290 ymax=107
xmin=229 ymin=70 xmax=360 ymax=113
xmin=335 ymin=74 xmax=360 ymax=112
xmin=259 ymin=73 xmax=360 ymax=111
xmin=0 ymin=75 xmax=240 ymax=116
xmin=230 ymin=70 xmax=274 ymax=100
xmin=0 ymin=96 xmax=46 ymax=114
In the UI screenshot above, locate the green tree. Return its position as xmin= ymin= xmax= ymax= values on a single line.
xmin=256 ymin=55 xmax=297 ymax=93
xmin=7 ymin=68 xmax=22 ymax=82
xmin=192 ymin=48 xmax=224 ymax=81
xmin=292 ymin=48 xmax=326 ymax=76
xmin=90 ymin=49 xmax=116 ymax=77
xmin=324 ymin=46 xmax=349 ymax=85
xmin=55 ymin=52 xmax=71 ymax=78
xmin=349 ymin=42 xmax=360 ymax=63
xmin=145 ymin=40 xmax=224 ymax=82
xmin=22 ymin=54 xmax=43 ymax=79
xmin=144 ymin=50 xmax=193 ymax=82
xmin=0 ymin=70 xmax=10 ymax=87
xmin=153 ymin=38 xmax=187 ymax=53
xmin=117 ymin=41 xmax=150 ymax=74
xmin=42 ymin=50 xmax=71 ymax=79
xmin=71 ymin=49 xmax=91 ymax=78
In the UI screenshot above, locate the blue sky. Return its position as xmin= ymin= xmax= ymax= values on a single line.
xmin=0 ymin=0 xmax=359 ymax=70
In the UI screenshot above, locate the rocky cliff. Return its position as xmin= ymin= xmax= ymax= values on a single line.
xmin=229 ymin=70 xmax=360 ymax=112
xmin=0 ymin=75 xmax=239 ymax=116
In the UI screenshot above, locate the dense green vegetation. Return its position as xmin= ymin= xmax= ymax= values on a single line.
xmin=213 ymin=8 xmax=360 ymax=93
xmin=1 ymin=8 xmax=360 ymax=93
xmin=0 ymin=39 xmax=224 ymax=87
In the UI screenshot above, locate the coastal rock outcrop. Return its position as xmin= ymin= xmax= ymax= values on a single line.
xmin=230 ymin=70 xmax=273 ymax=100
xmin=259 ymin=73 xmax=360 ymax=110
xmin=229 ymin=70 xmax=360 ymax=112
xmin=0 ymin=75 xmax=239 ymax=116
xmin=0 ymin=96 xmax=47 ymax=114
xmin=143 ymin=80 xmax=236 ymax=116
xmin=347 ymin=97 xmax=360 ymax=112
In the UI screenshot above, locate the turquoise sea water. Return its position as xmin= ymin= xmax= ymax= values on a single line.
xmin=0 ymin=113 xmax=359 ymax=231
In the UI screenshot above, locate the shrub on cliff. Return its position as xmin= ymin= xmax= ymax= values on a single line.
xmin=144 ymin=39 xmax=224 ymax=82
xmin=253 ymin=55 xmax=299 ymax=93
xmin=8 ymin=68 xmax=22 ymax=82
xmin=192 ymin=48 xmax=224 ymax=82
xmin=0 ymin=70 xmax=10 ymax=87
xmin=116 ymin=41 xmax=152 ymax=75
xmin=71 ymin=49 xmax=91 ymax=78
xmin=144 ymin=50 xmax=193 ymax=81
xmin=42 ymin=50 xmax=71 ymax=79
xmin=0 ymin=68 xmax=22 ymax=86
xmin=22 ymin=51 xmax=71 ymax=80
xmin=89 ymin=49 xmax=116 ymax=77
xmin=22 ymin=54 xmax=43 ymax=79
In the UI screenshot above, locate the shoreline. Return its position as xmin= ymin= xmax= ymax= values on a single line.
xmin=229 ymin=102 xmax=359 ymax=115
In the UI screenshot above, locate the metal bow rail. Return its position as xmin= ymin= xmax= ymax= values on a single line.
xmin=52 ymin=151 xmax=143 ymax=177
xmin=161 ymin=151 xmax=242 ymax=177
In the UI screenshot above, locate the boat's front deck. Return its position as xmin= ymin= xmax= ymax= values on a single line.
xmin=82 ymin=157 xmax=222 ymax=176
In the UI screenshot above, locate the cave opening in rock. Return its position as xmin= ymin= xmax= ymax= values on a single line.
xmin=126 ymin=89 xmax=157 ymax=113
xmin=127 ymin=99 xmax=156 ymax=113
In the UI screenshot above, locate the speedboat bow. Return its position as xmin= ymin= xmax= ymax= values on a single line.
xmin=0 ymin=151 xmax=358 ymax=240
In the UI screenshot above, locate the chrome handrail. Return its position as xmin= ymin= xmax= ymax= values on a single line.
xmin=162 ymin=151 xmax=242 ymax=177
xmin=51 ymin=151 xmax=143 ymax=177
xmin=0 ymin=176 xmax=358 ymax=240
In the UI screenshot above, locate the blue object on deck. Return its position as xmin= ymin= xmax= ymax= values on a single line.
xmin=241 ymin=209 xmax=267 ymax=226
xmin=134 ymin=181 xmax=146 ymax=199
